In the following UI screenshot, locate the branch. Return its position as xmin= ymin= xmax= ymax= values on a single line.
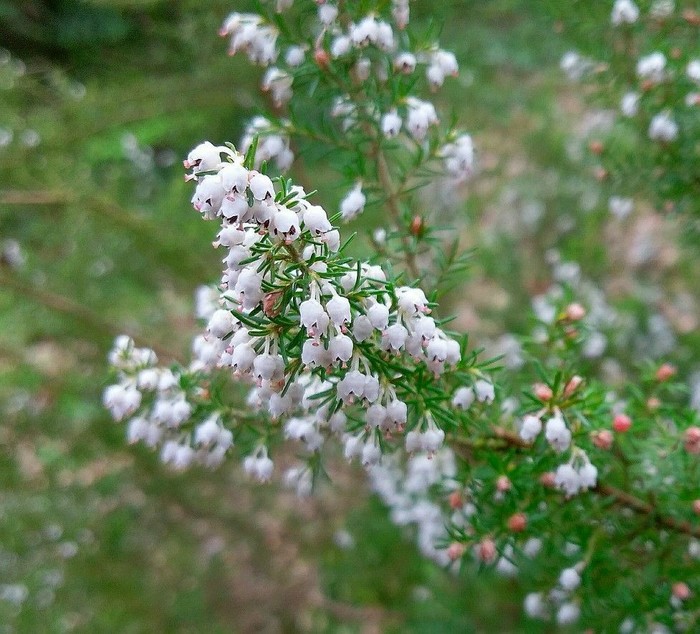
xmin=0 ymin=271 xmax=180 ymax=362
xmin=594 ymin=483 xmax=700 ymax=539
xmin=375 ymin=146 xmax=420 ymax=281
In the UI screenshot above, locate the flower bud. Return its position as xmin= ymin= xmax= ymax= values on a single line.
xmin=613 ymin=413 xmax=632 ymax=433
xmin=563 ymin=375 xmax=583 ymax=397
xmin=507 ymin=512 xmax=527 ymax=532
xmin=592 ymin=429 xmax=613 ymax=450
xmin=672 ymin=582 xmax=691 ymax=601
xmin=447 ymin=542 xmax=466 ymax=561
xmin=477 ymin=538 xmax=497 ymax=564
xmin=655 ymin=363 xmax=676 ymax=382
xmin=496 ymin=475 xmax=511 ymax=493
xmin=533 ymin=383 xmax=553 ymax=402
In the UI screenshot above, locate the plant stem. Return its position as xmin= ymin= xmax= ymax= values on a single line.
xmin=375 ymin=145 xmax=420 ymax=280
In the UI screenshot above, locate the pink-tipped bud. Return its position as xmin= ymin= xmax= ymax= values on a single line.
xmin=564 ymin=375 xmax=583 ymax=397
xmin=533 ymin=383 xmax=553 ymax=402
xmin=592 ymin=429 xmax=614 ymax=450
xmin=647 ymin=397 xmax=661 ymax=411
xmin=613 ymin=413 xmax=632 ymax=433
xmin=447 ymin=542 xmax=466 ymax=561
xmin=496 ymin=475 xmax=511 ymax=493
xmin=540 ymin=472 xmax=556 ymax=488
xmin=448 ymin=490 xmax=464 ymax=510
xmin=477 ymin=538 xmax=497 ymax=564
xmin=656 ymin=363 xmax=677 ymax=382
xmin=565 ymin=303 xmax=586 ymax=321
xmin=692 ymin=499 xmax=700 ymax=515
xmin=684 ymin=426 xmax=700 ymax=454
xmin=314 ymin=48 xmax=330 ymax=69
xmin=672 ymin=582 xmax=691 ymax=601
xmin=507 ymin=512 xmax=527 ymax=533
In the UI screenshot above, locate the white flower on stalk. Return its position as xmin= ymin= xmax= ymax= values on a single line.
xmin=648 ymin=112 xmax=678 ymax=142
xmin=545 ymin=412 xmax=571 ymax=453
xmin=636 ymin=52 xmax=666 ymax=83
xmin=381 ymin=109 xmax=402 ymax=138
xmin=519 ymin=414 xmax=542 ymax=442
xmin=405 ymin=98 xmax=439 ymax=141
xmin=340 ymin=183 xmax=366 ymax=220
xmin=611 ymin=0 xmax=640 ymax=25
xmin=620 ymin=91 xmax=640 ymax=117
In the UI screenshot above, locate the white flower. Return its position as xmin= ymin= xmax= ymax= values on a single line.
xmin=555 ymin=463 xmax=580 ymax=496
xmin=249 ymin=172 xmax=275 ymax=200
xmin=578 ymin=461 xmax=598 ymax=489
xmin=394 ymin=52 xmax=416 ymax=73
xmin=207 ymin=309 xmax=235 ymax=338
xmin=452 ymin=387 xmax=475 ymax=409
xmin=608 ymin=196 xmax=633 ymax=219
xmin=326 ymin=295 xmax=352 ymax=326
xmin=636 ymin=52 xmax=666 ymax=83
xmin=194 ymin=415 xmax=223 ymax=447
xmin=382 ymin=323 xmax=408 ymax=351
xmin=300 ymin=299 xmax=330 ymax=335
xmin=318 ymin=3 xmax=338 ymax=25
xmin=474 ymin=379 xmax=495 ymax=403
xmin=524 ymin=592 xmax=547 ymax=619
xmin=611 ymin=0 xmax=640 ymax=25
xmin=687 ymin=60 xmax=700 ymax=83
xmin=352 ymin=315 xmax=374 ymax=341
xmin=285 ymin=45 xmax=305 ymax=67
xmin=648 ymin=112 xmax=678 ymax=142
xmin=620 ymin=91 xmax=640 ymax=117
xmin=519 ymin=414 xmax=542 ymax=442
xmin=329 ymin=334 xmax=353 ymax=363
xmin=331 ymin=35 xmax=352 ymax=58
xmin=191 ymin=175 xmax=225 ymax=219
xmin=406 ymin=98 xmax=439 ymax=141
xmin=559 ymin=567 xmax=581 ymax=591
xmin=545 ymin=413 xmax=572 ymax=452
xmin=367 ymin=303 xmax=390 ymax=329
xmin=340 ymin=183 xmax=366 ymax=221
xmin=303 ymin=205 xmax=331 ymax=235
xmin=392 ymin=0 xmax=410 ymax=29
xmin=103 ymin=384 xmax=142 ymax=421
xmin=381 ymin=109 xmax=402 ymax=138
xmin=556 ymin=602 xmax=580 ymax=625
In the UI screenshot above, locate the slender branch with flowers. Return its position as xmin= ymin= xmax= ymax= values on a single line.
xmin=104 ymin=1 xmax=700 ymax=630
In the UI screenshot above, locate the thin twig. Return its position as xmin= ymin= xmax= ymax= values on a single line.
xmin=375 ymin=146 xmax=420 ymax=280
xmin=0 ymin=271 xmax=180 ymax=362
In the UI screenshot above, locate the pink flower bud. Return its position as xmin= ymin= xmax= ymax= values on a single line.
xmin=507 ymin=512 xmax=527 ymax=532
xmin=656 ymin=363 xmax=677 ymax=382
xmin=496 ymin=475 xmax=511 ymax=492
xmin=533 ymin=383 xmax=553 ymax=402
xmin=563 ymin=375 xmax=583 ymax=397
xmin=692 ymin=499 xmax=700 ymax=515
xmin=448 ymin=490 xmax=463 ymax=510
xmin=613 ymin=413 xmax=632 ymax=433
xmin=477 ymin=538 xmax=497 ymax=564
xmin=684 ymin=426 xmax=700 ymax=454
xmin=565 ymin=303 xmax=586 ymax=321
xmin=672 ymin=582 xmax=691 ymax=601
xmin=447 ymin=542 xmax=466 ymax=561
xmin=592 ymin=429 xmax=613 ymax=450
xmin=540 ymin=472 xmax=556 ymax=488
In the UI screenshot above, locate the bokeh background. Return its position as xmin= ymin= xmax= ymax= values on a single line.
xmin=2 ymin=1 xmax=699 ymax=632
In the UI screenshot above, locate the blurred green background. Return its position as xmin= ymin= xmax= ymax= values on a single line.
xmin=3 ymin=1 xmax=694 ymax=632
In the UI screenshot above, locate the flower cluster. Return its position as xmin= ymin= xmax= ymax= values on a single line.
xmin=106 ymin=140 xmax=467 ymax=480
